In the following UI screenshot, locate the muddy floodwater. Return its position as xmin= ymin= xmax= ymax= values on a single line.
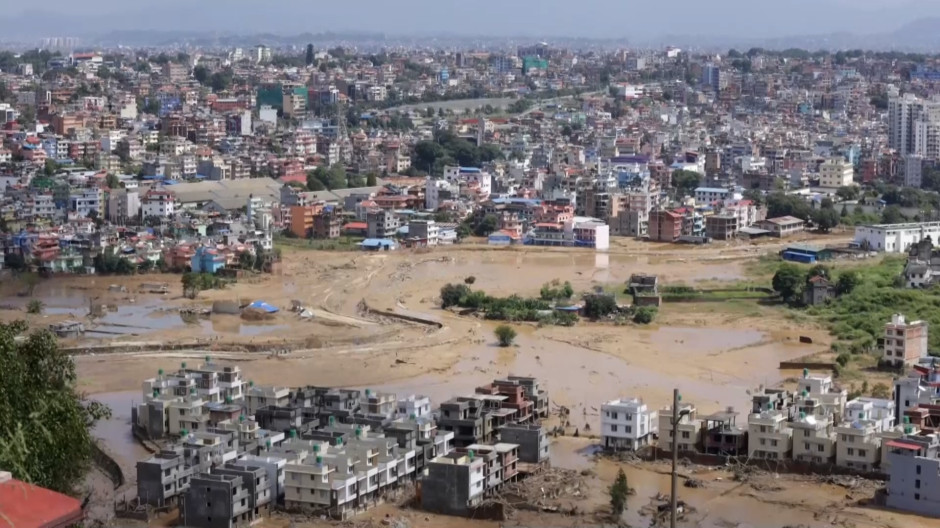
xmin=91 ymin=324 xmax=806 ymax=473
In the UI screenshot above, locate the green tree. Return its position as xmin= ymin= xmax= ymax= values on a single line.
xmin=672 ymin=170 xmax=701 ymax=198
xmin=772 ymin=264 xmax=806 ymax=304
xmin=812 ymin=207 xmax=840 ymax=232
xmin=836 ymin=271 xmax=861 ymax=296
xmin=881 ymin=205 xmax=906 ymax=224
xmin=633 ymin=307 xmax=657 ymax=324
xmin=306 ymin=171 xmax=326 ymax=191
xmin=835 ymin=186 xmax=859 ymax=201
xmin=327 ymin=166 xmax=347 ymax=190
xmin=609 ymin=467 xmax=629 ymax=516
xmin=182 ymin=272 xmax=200 ymax=299
xmin=440 ymin=283 xmax=471 ymax=308
xmin=766 ymin=193 xmax=813 ymax=221
xmin=25 ymin=299 xmax=44 ymax=314
xmin=366 ymin=172 xmax=377 ymax=186
xmin=43 ymin=158 xmax=59 ymax=176
xmin=193 ymin=65 xmax=210 ymax=84
xmin=583 ymin=294 xmax=618 ymax=320
xmin=209 ymin=69 xmax=234 ymax=92
xmin=0 ymin=321 xmax=111 ymax=492
xmin=105 ymin=173 xmax=122 ymax=189
xmin=305 ymin=44 xmax=315 ymax=66
xmin=494 ymin=325 xmax=517 ymax=347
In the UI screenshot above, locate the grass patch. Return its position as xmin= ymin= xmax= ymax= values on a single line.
xmin=275 ymin=235 xmax=364 ymax=251
xmin=745 ymin=254 xmax=784 ymax=279
xmin=766 ymin=256 xmax=940 ymax=355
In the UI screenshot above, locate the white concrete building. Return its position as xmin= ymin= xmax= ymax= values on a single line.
xmin=396 ymin=395 xmax=432 ymax=419
xmin=844 ymin=397 xmax=895 ymax=433
xmin=790 ymin=413 xmax=835 ymax=464
xmin=853 ymin=221 xmax=940 ymax=253
xmin=656 ymin=403 xmax=701 ymax=453
xmin=69 ymin=188 xmax=102 ymax=218
xmin=245 ymin=385 xmax=290 ymax=416
xmin=443 ymin=166 xmax=492 ymax=198
xmin=819 ymin=158 xmax=854 ymax=188
xmin=835 ymin=421 xmax=881 ymax=471
xmin=694 ymin=187 xmax=738 ymax=204
xmin=601 ymin=398 xmax=658 ymax=451
xmin=796 ymin=371 xmax=847 ymax=418
xmin=747 ymin=409 xmax=792 ymax=460
xmin=425 ymin=178 xmax=455 ymax=211
xmin=141 ymin=189 xmax=176 ymax=219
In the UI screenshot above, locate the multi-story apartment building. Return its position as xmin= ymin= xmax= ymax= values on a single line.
xmin=818 ymin=158 xmax=854 ymax=188
xmin=882 ymin=313 xmax=929 ymax=368
xmin=790 ymin=412 xmax=835 ymax=464
xmin=705 ymin=214 xmax=738 ymax=240
xmin=141 ymin=189 xmax=176 ymax=219
xmin=397 ymin=395 xmax=432 ymax=419
xmin=246 ymin=385 xmax=290 ymax=417
xmin=422 ymin=451 xmax=486 ymax=516
xmin=648 ymin=210 xmax=682 ymax=242
xmin=137 ymin=448 xmax=194 ymax=507
xmin=366 ymin=210 xmax=400 ymax=239
xmin=796 ymin=371 xmax=847 ymax=418
xmin=747 ymin=409 xmax=792 ymax=460
xmin=107 ymin=189 xmax=140 ymax=225
xmin=885 ymin=432 xmax=940 ymax=517
xmin=657 ymin=402 xmax=701 ymax=453
xmin=437 ymin=398 xmax=495 ymax=448
xmin=835 ymin=421 xmax=881 ymax=471
xmin=600 ymin=398 xmax=658 ymax=451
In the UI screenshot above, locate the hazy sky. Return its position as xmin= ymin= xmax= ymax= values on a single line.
xmin=7 ymin=0 xmax=940 ymax=39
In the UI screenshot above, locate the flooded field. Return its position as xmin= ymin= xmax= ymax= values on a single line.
xmin=59 ymin=241 xmax=940 ymax=528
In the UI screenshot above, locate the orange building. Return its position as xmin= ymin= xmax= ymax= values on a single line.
xmin=288 ymin=204 xmax=325 ymax=238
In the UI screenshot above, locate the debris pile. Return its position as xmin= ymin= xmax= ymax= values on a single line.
xmin=486 ymin=468 xmax=586 ymax=515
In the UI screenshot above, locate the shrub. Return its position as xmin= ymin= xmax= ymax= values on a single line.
xmin=440 ymin=283 xmax=471 ymax=308
xmin=835 ymin=352 xmax=850 ymax=367
xmin=633 ymin=307 xmax=657 ymax=325
xmin=464 ymin=276 xmax=476 ymax=285
xmin=583 ymin=294 xmax=618 ymax=320
xmin=25 ymin=299 xmax=44 ymax=314
xmin=494 ymin=325 xmax=517 ymax=347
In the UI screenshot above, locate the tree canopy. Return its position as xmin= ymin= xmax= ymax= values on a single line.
xmin=0 ymin=321 xmax=110 ymax=492
xmin=766 ymin=193 xmax=813 ymax=221
xmin=672 ymin=170 xmax=701 ymax=198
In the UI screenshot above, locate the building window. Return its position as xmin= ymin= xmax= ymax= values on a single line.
xmin=847 ymin=448 xmax=854 ymax=456
xmin=610 ymin=424 xmax=617 ymax=432
xmin=915 ymin=493 xmax=920 ymax=501
xmin=915 ymin=479 xmax=921 ymax=489
xmin=917 ymin=465 xmax=921 ymax=475
xmin=858 ymin=450 xmax=866 ymax=457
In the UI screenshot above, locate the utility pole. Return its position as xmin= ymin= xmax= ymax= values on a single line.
xmin=671 ymin=388 xmax=679 ymax=528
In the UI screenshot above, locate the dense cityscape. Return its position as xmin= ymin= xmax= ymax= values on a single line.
xmin=5 ymin=21 xmax=940 ymax=528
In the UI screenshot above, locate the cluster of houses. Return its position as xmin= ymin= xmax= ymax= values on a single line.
xmin=132 ymin=362 xmax=550 ymax=525
xmin=601 ymin=312 xmax=940 ymax=517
